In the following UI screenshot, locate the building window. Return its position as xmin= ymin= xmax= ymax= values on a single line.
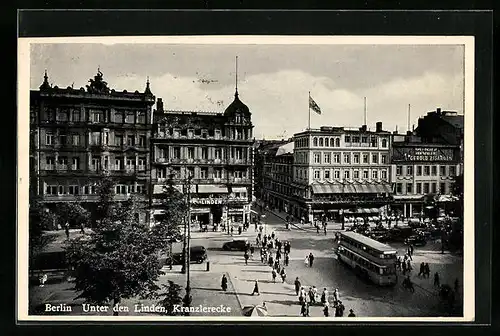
xmin=235 ymin=148 xmax=243 ymax=160
xmin=440 ymin=166 xmax=446 ymax=176
xmin=115 ymin=134 xmax=123 ymax=146
xmin=92 ymin=110 xmax=103 ymax=123
xmin=313 ymin=137 xmax=318 ymax=146
xmin=139 ymin=136 xmax=146 ymax=147
xmin=115 ymin=185 xmax=128 ymax=195
xmin=57 ymin=110 xmax=68 ymax=122
xmin=431 ymin=183 xmax=437 ymax=194
xmin=70 ymin=134 xmax=79 ymax=146
xmin=353 ymin=170 xmax=359 ymax=179
xmin=324 ymin=170 xmax=331 ymax=179
xmin=363 ymin=170 xmax=369 ymax=179
xmin=115 ymin=157 xmax=123 ymax=170
xmin=92 ymin=157 xmax=101 ymax=171
xmin=333 ymin=153 xmax=340 ymax=163
xmin=449 ymin=165 xmax=456 ymax=176
xmin=57 ymin=156 xmax=68 ymax=170
xmin=417 ymin=166 xmax=422 ymax=176
xmin=362 ymin=153 xmax=369 ymax=164
xmin=314 ymin=153 xmax=321 ymax=164
xmin=200 ymin=168 xmax=208 ymax=179
xmin=186 ymin=167 xmax=194 ymax=178
xmin=45 ymin=157 xmax=55 ymax=170
xmin=45 ymin=185 xmax=58 ymax=195
xmin=59 ymin=133 xmax=67 ymax=145
xmin=407 ymin=166 xmax=413 ymax=175
xmin=361 ymin=136 xmax=368 ymax=144
xmin=72 ymin=109 xmax=81 ymax=122
xmin=352 ymin=136 xmax=360 ymax=143
xmin=371 ymin=137 xmax=377 ymax=147
xmin=416 ymin=183 xmax=422 ymax=194
xmin=318 ymin=138 xmax=324 ymax=147
xmin=187 ymin=147 xmax=195 ymax=160
xmin=440 ymin=183 xmax=446 ymax=194
xmin=353 ymin=153 xmax=360 ymax=164
xmin=200 ymin=147 xmax=208 ymax=160
xmin=330 ymin=138 xmax=335 ymax=147
xmin=344 ymin=170 xmax=350 ymax=179
xmin=314 ymin=170 xmax=320 ymax=179
xmin=381 ymin=155 xmax=387 ymax=164
xmin=114 ymin=111 xmax=124 ymax=123
xmin=396 ymin=166 xmax=402 ymax=176
xmin=127 ymin=135 xmax=135 ymax=147
xmin=125 ymin=112 xmax=135 ymax=123
xmin=335 ymin=138 xmax=340 ymax=147
xmin=334 ymin=170 xmax=340 ymax=179
xmin=324 ymin=153 xmax=331 ymax=163
xmin=396 ymin=183 xmax=403 ymax=194
xmin=72 ymin=157 xmax=80 ymax=170
xmin=343 ymin=153 xmax=350 ymax=164
xmin=126 ymin=158 xmax=135 ymax=170
xmin=157 ymin=167 xmax=167 ymax=179
xmin=90 ymin=132 xmax=100 ymax=145
xmin=381 ymin=139 xmax=388 ymax=148
xmin=46 ymin=133 xmax=54 ymax=145
xmin=345 ymin=135 xmax=351 ymax=143
xmin=214 ymin=169 xmax=222 ymax=179
xmin=371 ymin=153 xmax=378 ymax=164
xmin=406 ymin=183 xmax=413 ymax=194
xmin=372 ymin=170 xmax=378 ymax=179
xmin=214 ymin=148 xmax=222 ymax=159
xmin=423 ymin=166 xmax=430 ymax=176
xmin=423 ymin=183 xmax=430 ymax=194
xmin=68 ymin=185 xmax=79 ymax=195
xmin=137 ymin=112 xmax=146 ymax=124
xmin=136 ymin=184 xmax=145 ymax=194
xmin=381 ymin=170 xmax=387 ymax=180
xmin=431 ymin=166 xmax=437 ymax=176
xmin=173 ymin=147 xmax=181 ymax=159
xmin=83 ymin=185 xmax=96 ymax=195
xmin=138 ymin=157 xmax=146 ymax=171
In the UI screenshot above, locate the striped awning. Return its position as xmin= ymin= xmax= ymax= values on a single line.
xmin=197 ymin=185 xmax=228 ymax=193
xmin=311 ymin=183 xmax=344 ymax=194
xmin=343 ymin=184 xmax=357 ymax=193
xmin=344 ymin=208 xmax=380 ymax=214
xmin=232 ymin=187 xmax=248 ymax=193
xmin=153 ymin=184 xmax=196 ymax=194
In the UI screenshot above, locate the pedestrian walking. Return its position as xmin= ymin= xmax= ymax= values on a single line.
xmin=309 ymin=253 xmax=315 ymax=267
xmin=250 ymin=245 xmax=255 ymax=258
xmin=407 ymin=247 xmax=413 ymax=261
xmin=280 ymin=268 xmax=287 ymax=283
xmin=333 ymin=288 xmax=340 ymax=305
xmin=274 ymin=260 xmax=279 ymax=271
xmin=254 ymin=221 xmax=258 ymax=231
xmin=230 ymin=226 xmax=234 ymax=236
xmin=284 ymin=253 xmax=290 ymax=267
xmin=260 ymin=251 xmax=265 ymax=264
xmin=244 ymin=251 xmax=249 ymax=265
xmin=268 ymin=255 xmax=274 ymax=268
xmin=238 ymin=226 xmax=242 ymax=235
xmin=348 ymin=309 xmax=356 ymax=317
xmin=424 ymin=263 xmax=430 ymax=278
xmin=321 ymin=288 xmax=329 ymax=305
xmin=276 ymin=250 xmax=281 ymax=261
xmin=252 ymin=280 xmax=260 ymax=295
xmin=323 ymin=304 xmax=329 ymax=317
xmin=418 ymin=262 xmax=425 ymax=277
xmin=272 ymin=269 xmax=277 ymax=283
xmin=80 ymin=223 xmax=85 ymax=234
xmin=299 ymin=287 xmax=305 ymax=304
xmin=271 ymin=231 xmax=275 ymax=240
xmin=312 ymin=286 xmax=318 ymax=302
xmin=434 ymin=272 xmax=440 ymax=287
xmin=294 ymin=277 xmax=301 ymax=296
xmin=324 ymin=223 xmax=327 ymax=235
xmin=335 ymin=301 xmax=345 ymax=317
xmin=406 ymin=260 xmax=412 ymax=272
xmin=410 ymin=244 xmax=414 ymax=256
xmin=304 ymin=302 xmax=310 ymax=316
xmin=221 ymin=274 xmax=228 ymax=291
xmin=304 ymin=255 xmax=309 ymax=267
xmin=308 ymin=287 xmax=315 ymax=304
xmin=402 ymin=260 xmax=407 ymax=275
xmin=64 ymin=222 xmax=70 ymax=239
xmin=316 ymin=223 xmax=320 ymax=234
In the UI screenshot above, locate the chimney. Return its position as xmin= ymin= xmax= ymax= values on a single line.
xmin=436 ymin=107 xmax=442 ymax=115
xmin=360 ymin=125 xmax=367 ymax=132
xmin=376 ymin=122 xmax=383 ymax=132
xmin=156 ymin=98 xmax=164 ymax=112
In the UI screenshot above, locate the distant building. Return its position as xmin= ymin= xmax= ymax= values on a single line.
xmin=30 ymin=70 xmax=155 ymax=224
xmin=290 ymin=123 xmax=393 ymax=222
xmin=390 ymin=133 xmax=462 ymax=218
xmin=259 ymin=141 xmax=295 ymax=214
xmin=150 ymin=89 xmax=254 ymax=227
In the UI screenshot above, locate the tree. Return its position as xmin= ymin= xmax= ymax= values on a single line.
xmin=65 ymin=177 xmax=163 ymax=315
xmin=157 ymin=281 xmax=183 ymax=315
xmin=54 ymin=202 xmax=90 ymax=228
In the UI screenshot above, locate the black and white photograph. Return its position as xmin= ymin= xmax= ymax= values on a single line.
xmin=17 ymin=36 xmax=474 ymax=321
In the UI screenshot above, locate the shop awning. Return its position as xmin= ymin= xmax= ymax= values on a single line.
xmin=197 ymin=185 xmax=228 ymax=193
xmin=344 ymin=208 xmax=380 ymax=214
xmin=343 ymin=184 xmax=357 ymax=193
xmin=311 ymin=184 xmax=344 ymax=194
xmin=231 ymin=187 xmax=248 ymax=193
xmin=154 ymin=184 xmax=196 ymax=194
xmin=353 ymin=184 xmax=378 ymax=193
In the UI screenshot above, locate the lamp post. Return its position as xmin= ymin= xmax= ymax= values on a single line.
xmin=182 ymin=175 xmax=193 ymax=315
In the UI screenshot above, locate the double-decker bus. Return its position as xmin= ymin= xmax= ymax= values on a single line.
xmin=336 ymin=231 xmax=398 ymax=286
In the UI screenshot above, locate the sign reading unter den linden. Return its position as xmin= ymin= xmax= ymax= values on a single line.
xmin=394 ymin=147 xmax=455 ymax=162
xmin=191 ymin=198 xmax=224 ymax=205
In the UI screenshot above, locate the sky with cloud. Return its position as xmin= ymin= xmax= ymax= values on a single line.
xmin=30 ymin=42 xmax=464 ymax=139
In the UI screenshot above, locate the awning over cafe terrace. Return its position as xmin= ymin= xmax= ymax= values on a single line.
xmin=197 ymin=185 xmax=229 ymax=193
xmin=311 ymin=182 xmax=392 ymax=195
xmin=343 ymin=208 xmax=380 ymax=214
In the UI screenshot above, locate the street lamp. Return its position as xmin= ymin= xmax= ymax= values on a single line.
xmin=182 ymin=175 xmax=193 ymax=315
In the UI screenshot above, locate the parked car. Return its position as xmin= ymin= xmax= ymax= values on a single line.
xmin=404 ymin=234 xmax=427 ymax=247
xmin=386 ymin=227 xmax=414 ymax=243
xmin=222 ymin=240 xmax=249 ymax=251
xmin=163 ymin=246 xmax=207 ymax=265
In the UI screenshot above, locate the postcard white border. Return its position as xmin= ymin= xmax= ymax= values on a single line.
xmin=17 ymin=35 xmax=475 ymax=322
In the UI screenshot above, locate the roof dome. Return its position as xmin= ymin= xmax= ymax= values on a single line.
xmin=224 ymin=90 xmax=250 ymax=116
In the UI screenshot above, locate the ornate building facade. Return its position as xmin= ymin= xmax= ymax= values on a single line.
xmin=150 ymin=90 xmax=254 ymax=227
xmin=29 ymin=70 xmax=155 ymax=223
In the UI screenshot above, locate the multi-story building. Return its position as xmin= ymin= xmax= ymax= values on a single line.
xmin=390 ymin=133 xmax=462 ymax=218
xmin=29 ymin=70 xmax=155 ymax=223
xmin=260 ymin=141 xmax=295 ymax=214
xmin=150 ymin=90 xmax=254 ymax=226
xmin=290 ymin=122 xmax=393 ymax=222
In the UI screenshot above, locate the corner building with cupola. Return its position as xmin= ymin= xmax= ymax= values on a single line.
xmin=150 ymin=89 xmax=254 ymax=228
xmin=29 ymin=70 xmax=155 ymax=224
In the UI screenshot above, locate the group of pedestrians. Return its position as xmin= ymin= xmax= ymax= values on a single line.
xmin=396 ymin=254 xmax=414 ymax=275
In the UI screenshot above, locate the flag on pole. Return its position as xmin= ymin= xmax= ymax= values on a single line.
xmin=309 ymin=96 xmax=322 ymax=115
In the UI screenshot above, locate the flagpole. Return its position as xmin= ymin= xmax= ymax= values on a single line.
xmin=308 ymin=91 xmax=311 ymax=130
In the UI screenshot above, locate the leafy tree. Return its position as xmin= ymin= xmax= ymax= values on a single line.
xmin=54 ymin=201 xmax=91 ymax=228
xmin=65 ymin=177 xmax=163 ymax=315
xmin=157 ymin=281 xmax=183 ymax=315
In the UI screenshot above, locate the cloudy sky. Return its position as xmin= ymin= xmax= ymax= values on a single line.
xmin=30 ymin=42 xmax=464 ymax=139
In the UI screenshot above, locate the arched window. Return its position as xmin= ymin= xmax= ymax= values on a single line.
xmin=335 ymin=138 xmax=340 ymax=147
xmin=330 ymin=138 xmax=335 ymax=147
xmin=313 ymin=137 xmax=318 ymax=147
xmin=319 ymin=138 xmax=324 ymax=147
